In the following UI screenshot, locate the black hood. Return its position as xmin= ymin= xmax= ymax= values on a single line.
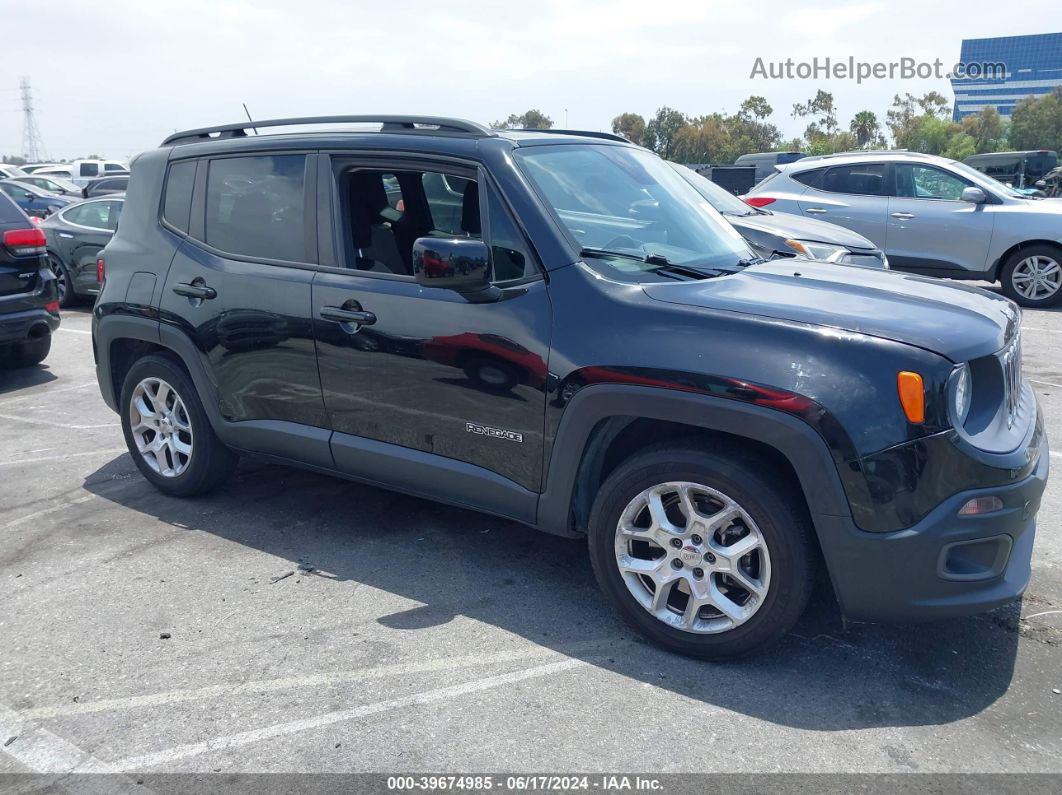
xmin=643 ymin=259 xmax=1018 ymax=362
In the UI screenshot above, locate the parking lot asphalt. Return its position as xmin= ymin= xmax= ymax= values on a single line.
xmin=1 ymin=296 xmax=1060 ymax=780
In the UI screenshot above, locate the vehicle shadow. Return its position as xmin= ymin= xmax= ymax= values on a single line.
xmin=0 ymin=362 xmax=57 ymax=394
xmin=84 ymin=455 xmax=1020 ymax=731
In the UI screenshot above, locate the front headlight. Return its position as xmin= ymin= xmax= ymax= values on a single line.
xmin=953 ymin=363 xmax=972 ymax=425
xmin=783 ymin=239 xmax=848 ymax=263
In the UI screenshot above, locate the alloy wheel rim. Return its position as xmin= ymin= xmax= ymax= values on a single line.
xmin=1012 ymin=255 xmax=1062 ymax=300
xmin=129 ymin=377 xmax=193 ymax=477
xmin=614 ymin=481 xmax=771 ymax=634
xmin=51 ymin=260 xmax=67 ymax=302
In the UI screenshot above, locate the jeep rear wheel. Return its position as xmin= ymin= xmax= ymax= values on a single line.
xmin=588 ymin=444 xmax=813 ymax=659
xmin=120 ymin=354 xmax=238 ymax=496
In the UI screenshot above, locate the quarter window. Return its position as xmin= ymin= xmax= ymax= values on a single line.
xmin=79 ymin=162 xmax=99 ymax=177
xmin=894 ymin=164 xmax=969 ymax=200
xmin=63 ymin=200 xmax=120 ymax=230
xmin=486 ymin=185 xmax=536 ymax=281
xmin=162 ymin=161 xmax=196 ymax=232
xmin=204 ymin=155 xmax=306 ymax=261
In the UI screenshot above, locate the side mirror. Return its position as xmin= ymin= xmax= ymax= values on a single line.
xmin=413 ymin=237 xmax=490 ymax=292
xmin=960 ymin=187 xmax=987 ymax=204
xmin=24 ymin=192 xmax=35 ymax=201
xmin=1035 ymin=180 xmax=1047 ymax=189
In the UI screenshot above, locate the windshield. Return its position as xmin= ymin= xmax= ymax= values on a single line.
xmin=668 ymin=162 xmax=760 ymax=216
xmin=515 ymin=145 xmax=753 ymax=272
xmin=946 ymin=160 xmax=1026 ymax=198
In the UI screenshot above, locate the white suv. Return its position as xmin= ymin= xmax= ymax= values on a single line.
xmin=745 ymin=150 xmax=1062 ymax=307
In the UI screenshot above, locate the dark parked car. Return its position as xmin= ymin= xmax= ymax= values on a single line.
xmin=671 ymin=163 xmax=888 ymax=267
xmin=93 ymin=115 xmax=1047 ymax=660
xmin=40 ymin=196 xmax=123 ymax=307
xmin=0 ymin=179 xmax=74 ymax=219
xmin=0 ymin=192 xmax=60 ymax=368
xmin=82 ymin=175 xmax=130 ymax=198
xmin=733 ymin=151 xmax=807 ymax=184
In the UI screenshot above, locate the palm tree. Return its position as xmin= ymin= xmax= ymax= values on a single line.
xmin=850 ymin=111 xmax=881 ymax=149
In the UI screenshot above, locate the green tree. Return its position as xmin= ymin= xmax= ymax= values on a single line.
xmin=723 ymin=96 xmax=781 ymax=160
xmin=961 ymin=106 xmax=1006 ymax=153
xmin=917 ymin=91 xmax=951 ymax=119
xmin=1008 ymin=87 xmax=1062 ymax=154
xmin=672 ymin=114 xmax=729 ymax=163
xmin=644 ymin=106 xmax=688 ymax=159
xmin=900 ymin=114 xmax=960 ymax=155
xmin=849 ymin=110 xmax=882 ymax=148
xmin=492 ymin=110 xmax=553 ymax=129
xmin=611 ymin=112 xmax=647 ymax=145
xmin=944 ymin=132 xmax=977 ymax=161
xmin=792 ymin=89 xmax=839 ymax=141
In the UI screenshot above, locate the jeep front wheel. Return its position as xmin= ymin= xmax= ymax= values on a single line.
xmin=588 ymin=444 xmax=813 ymax=659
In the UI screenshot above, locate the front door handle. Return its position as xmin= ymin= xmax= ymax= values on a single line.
xmin=320 ymin=306 xmax=377 ymax=325
xmin=890 ymin=212 xmax=915 ymax=220
xmin=172 ymin=282 xmax=217 ymax=300
xmin=804 ymin=207 xmax=827 ymax=214
xmin=58 ymin=232 xmax=74 ymax=239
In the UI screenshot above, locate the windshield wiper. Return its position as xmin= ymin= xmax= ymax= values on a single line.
xmin=580 ymin=247 xmax=671 ymax=265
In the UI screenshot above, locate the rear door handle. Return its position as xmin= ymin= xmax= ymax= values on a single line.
xmin=320 ymin=306 xmax=377 ymax=325
xmin=890 ymin=212 xmax=915 ymax=219
xmin=58 ymin=232 xmax=74 ymax=238
xmin=172 ymin=282 xmax=217 ymax=300
xmin=804 ymin=207 xmax=827 ymax=214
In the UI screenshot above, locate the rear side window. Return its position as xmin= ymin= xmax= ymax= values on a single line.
xmin=791 ymin=168 xmax=824 ymax=189
xmin=162 ymin=161 xmax=196 ymax=232
xmin=204 ymin=155 xmax=305 ymax=262
xmin=821 ymin=164 xmax=886 ymax=195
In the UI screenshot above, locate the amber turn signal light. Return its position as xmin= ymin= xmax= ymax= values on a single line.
xmin=896 ymin=371 xmax=925 ymax=423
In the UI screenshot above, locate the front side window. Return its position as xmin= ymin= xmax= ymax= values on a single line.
xmin=515 ymin=144 xmax=751 ymax=273
xmin=821 ymin=164 xmax=886 ymax=195
xmin=895 ymin=164 xmax=969 ymax=200
xmin=104 ymin=163 xmax=126 ymax=173
xmin=204 ymin=155 xmax=305 ymax=261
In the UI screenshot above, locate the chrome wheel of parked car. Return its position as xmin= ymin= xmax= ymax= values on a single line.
xmin=1011 ymin=254 xmax=1062 ymax=301
xmin=129 ymin=377 xmax=193 ymax=477
xmin=613 ymin=481 xmax=771 ymax=634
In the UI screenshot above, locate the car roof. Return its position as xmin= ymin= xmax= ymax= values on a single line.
xmin=782 ymin=150 xmax=951 ymax=171
xmin=160 ymin=115 xmax=634 ymax=155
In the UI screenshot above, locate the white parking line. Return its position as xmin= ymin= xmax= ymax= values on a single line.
xmin=0 ymin=381 xmax=97 ymax=406
xmin=0 ymin=412 xmax=117 ymax=430
xmin=20 ymin=644 xmax=608 ymax=721
xmin=0 ymin=705 xmax=148 ymax=791
xmin=1030 ymin=378 xmax=1062 ymax=389
xmin=56 ymin=326 xmax=92 ymax=335
xmin=89 ymin=658 xmax=587 ymax=773
xmin=0 ymin=448 xmax=127 ymax=468
xmin=3 ymin=480 xmax=140 ymax=532
xmin=1021 ymin=326 xmax=1062 ymax=335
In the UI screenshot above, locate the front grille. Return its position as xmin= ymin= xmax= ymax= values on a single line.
xmin=999 ymin=334 xmax=1022 ymax=429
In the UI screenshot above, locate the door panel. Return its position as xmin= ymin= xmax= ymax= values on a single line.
xmin=313 ymin=273 xmax=551 ymax=491
xmin=795 ymin=164 xmax=889 ymax=245
xmin=886 ymin=164 xmax=995 ymax=274
xmin=161 ymin=242 xmax=325 ymax=427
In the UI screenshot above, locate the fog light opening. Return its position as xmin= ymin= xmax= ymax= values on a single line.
xmin=958 ymin=496 xmax=1004 ymax=516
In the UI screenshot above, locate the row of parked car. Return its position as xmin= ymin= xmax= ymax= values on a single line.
xmin=0 ymin=160 xmax=129 ymax=218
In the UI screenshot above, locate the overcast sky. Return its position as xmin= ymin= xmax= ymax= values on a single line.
xmin=1 ymin=0 xmax=1060 ymax=161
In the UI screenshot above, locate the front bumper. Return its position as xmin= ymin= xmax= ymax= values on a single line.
xmin=816 ymin=433 xmax=1049 ymax=622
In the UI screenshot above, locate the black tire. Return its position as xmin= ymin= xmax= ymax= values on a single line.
xmin=49 ymin=255 xmax=78 ymax=309
xmin=119 ymin=354 xmax=238 ymax=497
xmin=1000 ymin=244 xmax=1062 ymax=308
xmin=2 ymin=335 xmax=51 ymax=368
xmin=588 ymin=443 xmax=814 ymax=660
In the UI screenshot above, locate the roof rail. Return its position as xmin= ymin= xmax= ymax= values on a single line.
xmin=801 ymin=149 xmax=931 ymax=161
xmin=162 ymin=115 xmax=494 ymax=146
xmin=513 ymin=128 xmax=633 ymax=143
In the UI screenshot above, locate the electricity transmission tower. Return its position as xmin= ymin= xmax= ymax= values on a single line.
xmin=20 ymin=77 xmax=48 ymax=163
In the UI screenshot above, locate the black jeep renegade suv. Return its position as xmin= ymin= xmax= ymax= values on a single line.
xmin=92 ymin=116 xmax=1049 ymax=659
